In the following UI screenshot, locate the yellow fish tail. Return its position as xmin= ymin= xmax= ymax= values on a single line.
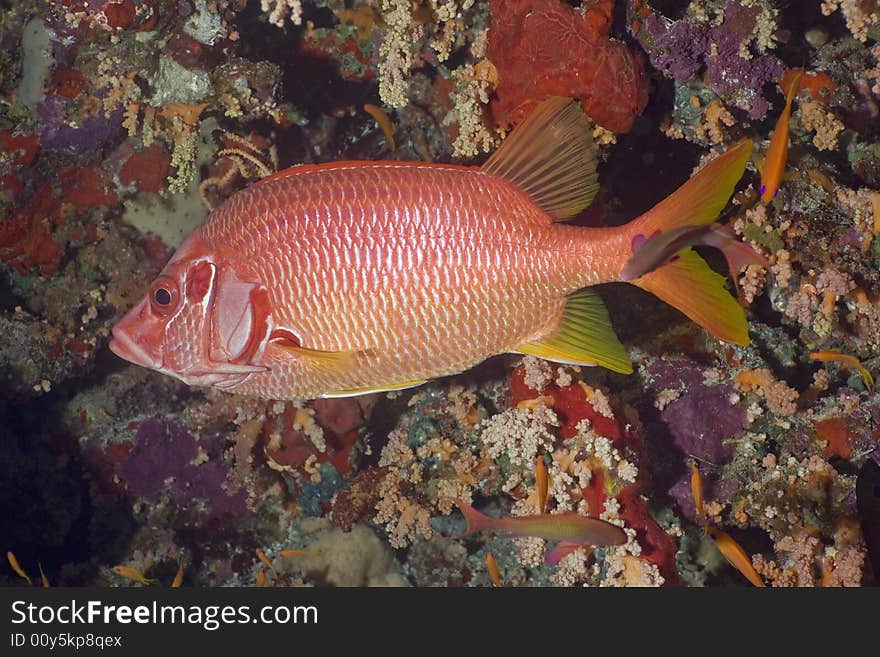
xmin=621 ymin=140 xmax=754 ymax=345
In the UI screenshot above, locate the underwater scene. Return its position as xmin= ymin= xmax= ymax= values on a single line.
xmin=2 ymin=0 xmax=880 ymax=588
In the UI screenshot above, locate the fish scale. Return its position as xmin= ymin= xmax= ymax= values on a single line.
xmin=196 ymin=163 xmax=601 ymax=398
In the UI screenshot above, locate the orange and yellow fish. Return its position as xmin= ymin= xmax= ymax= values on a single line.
xmin=171 ymin=562 xmax=184 ymax=588
xmin=111 ymin=565 xmax=156 ymax=586
xmin=453 ymin=499 xmax=626 ymax=564
xmin=690 ymin=465 xmax=705 ymax=520
xmin=705 ymin=526 xmax=766 ymax=587
xmin=363 ymin=103 xmax=396 ymax=151
xmin=255 ymin=548 xmax=277 ymax=577
xmin=810 ymin=350 xmax=874 ymax=390
xmin=7 ymin=551 xmax=32 ymax=585
xmin=535 ymin=456 xmax=549 ymax=514
xmin=278 ymin=549 xmax=315 ymax=559
xmin=111 ymin=97 xmax=756 ymax=400
xmin=486 ymin=551 xmax=505 ymax=587
xmin=38 ymin=563 xmax=50 ymax=588
xmin=760 ymin=72 xmax=803 ymax=203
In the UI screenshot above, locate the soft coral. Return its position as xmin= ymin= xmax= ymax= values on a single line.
xmin=488 ymin=0 xmax=649 ymax=132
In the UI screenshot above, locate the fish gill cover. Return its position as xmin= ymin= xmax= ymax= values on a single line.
xmin=0 ymin=0 xmax=879 ymax=588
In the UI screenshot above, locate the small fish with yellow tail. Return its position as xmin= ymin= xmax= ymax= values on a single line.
xmin=759 ymin=72 xmax=803 ymax=204
xmin=810 ymin=350 xmax=874 ymax=390
xmin=111 ymin=565 xmax=157 ymax=586
xmin=453 ymin=500 xmax=626 ymax=564
xmin=705 ymin=526 xmax=766 ymax=587
xmin=111 ymin=97 xmax=758 ymax=400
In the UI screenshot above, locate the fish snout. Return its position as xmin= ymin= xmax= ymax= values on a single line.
xmin=109 ymin=301 xmax=164 ymax=371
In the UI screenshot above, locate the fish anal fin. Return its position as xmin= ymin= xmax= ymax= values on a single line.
xmin=482 ymin=97 xmax=599 ymax=221
xmin=513 ymin=289 xmax=632 ymax=374
xmin=320 ymin=380 xmax=427 ymax=398
xmin=634 ymin=248 xmax=749 ymax=346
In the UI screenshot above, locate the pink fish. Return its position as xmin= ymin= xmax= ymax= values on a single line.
xmin=453 ymin=500 xmax=627 ymax=563
xmin=111 ymin=97 xmax=755 ymax=400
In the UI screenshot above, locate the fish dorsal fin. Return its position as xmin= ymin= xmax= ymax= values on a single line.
xmin=482 ymin=97 xmax=599 ymax=221
xmin=512 ymin=289 xmax=632 ymax=374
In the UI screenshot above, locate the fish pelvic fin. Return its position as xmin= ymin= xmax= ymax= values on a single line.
xmin=482 ymin=96 xmax=598 ymax=221
xmin=512 ymin=289 xmax=632 ymax=374
xmin=619 ymin=140 xmax=754 ymax=345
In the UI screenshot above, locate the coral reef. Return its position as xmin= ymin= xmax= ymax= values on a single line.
xmin=2 ymin=0 xmax=879 ymax=589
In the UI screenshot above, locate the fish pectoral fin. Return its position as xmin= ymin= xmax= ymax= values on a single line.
xmin=321 ymin=380 xmax=428 ymax=398
xmin=512 ymin=289 xmax=632 ymax=374
xmin=272 ymin=340 xmax=360 ymax=375
xmin=481 ymin=96 xmax=598 ymax=221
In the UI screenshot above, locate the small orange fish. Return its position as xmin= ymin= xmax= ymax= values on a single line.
xmin=535 ymin=456 xmax=549 ymax=514
xmin=111 ymin=565 xmax=156 ymax=586
xmin=810 ymin=350 xmax=874 ymax=390
xmin=453 ymin=500 xmax=626 ymax=552
xmin=171 ymin=562 xmax=184 ymax=588
xmin=111 ymin=97 xmax=755 ymax=400
xmin=691 ymin=465 xmax=704 ymax=520
xmin=38 ymin=562 xmax=50 ymax=588
xmin=486 ymin=552 xmax=505 ymax=587
xmin=255 ymin=547 xmax=277 ymax=577
xmin=255 ymin=568 xmax=267 ymax=587
xmin=7 ymin=551 xmax=31 ymax=585
xmin=278 ymin=549 xmax=315 ymax=558
xmin=363 ymin=103 xmax=396 ymax=151
xmin=705 ymin=526 xmax=766 ymax=587
xmin=760 ymin=72 xmax=803 ymax=203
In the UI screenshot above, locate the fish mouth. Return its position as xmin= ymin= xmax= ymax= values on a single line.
xmin=109 ymin=325 xmax=162 ymax=370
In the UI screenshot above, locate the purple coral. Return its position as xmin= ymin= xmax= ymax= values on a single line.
xmin=648 ymin=360 xmax=747 ymax=464
xmin=37 ymin=96 xmax=124 ymax=161
xmin=117 ymin=418 xmax=247 ymax=521
xmin=631 ymin=0 xmax=784 ymax=119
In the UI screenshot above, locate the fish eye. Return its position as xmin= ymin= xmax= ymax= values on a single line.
xmin=760 ymin=185 xmax=766 ymax=196
xmin=149 ymin=277 xmax=179 ymax=315
xmin=773 ymin=189 xmax=779 ymax=198
xmin=154 ymin=288 xmax=172 ymax=305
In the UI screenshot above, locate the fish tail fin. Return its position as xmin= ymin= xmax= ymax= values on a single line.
xmin=621 ymin=140 xmax=754 ymax=346
xmin=482 ymin=96 xmax=598 ymax=221
xmin=450 ymin=499 xmax=493 ymax=538
xmin=633 ymin=249 xmax=750 ymax=345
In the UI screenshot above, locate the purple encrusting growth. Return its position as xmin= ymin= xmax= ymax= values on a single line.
xmin=648 ymin=360 xmax=747 ymax=464
xmin=117 ymin=419 xmax=247 ymax=521
xmin=633 ymin=1 xmax=784 ymax=119
xmin=37 ymin=96 xmax=125 ymax=159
